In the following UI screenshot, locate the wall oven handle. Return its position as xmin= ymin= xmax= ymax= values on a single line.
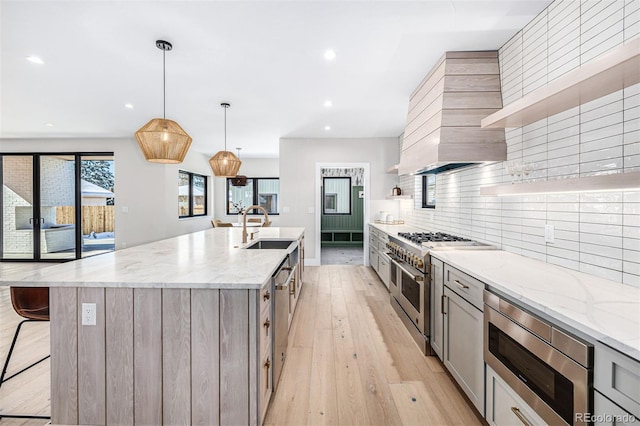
xmin=510 ymin=407 xmax=532 ymax=426
xmin=392 ymin=259 xmax=424 ymax=282
xmin=453 ymin=279 xmax=469 ymax=289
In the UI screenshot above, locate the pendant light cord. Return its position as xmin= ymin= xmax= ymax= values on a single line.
xmin=163 ymin=48 xmax=166 ymax=120
xmin=224 ymin=105 xmax=227 ymax=151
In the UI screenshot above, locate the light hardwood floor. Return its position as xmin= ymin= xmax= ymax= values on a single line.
xmin=0 ymin=264 xmax=482 ymax=426
xmin=265 ymin=265 xmax=483 ymax=426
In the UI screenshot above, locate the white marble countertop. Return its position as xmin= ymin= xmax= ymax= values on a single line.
xmin=369 ymin=222 xmax=425 ymax=235
xmin=431 ymin=250 xmax=640 ymax=361
xmin=0 ymin=227 xmax=305 ymax=290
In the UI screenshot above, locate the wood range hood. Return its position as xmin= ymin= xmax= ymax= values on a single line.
xmin=398 ymin=51 xmax=507 ymax=175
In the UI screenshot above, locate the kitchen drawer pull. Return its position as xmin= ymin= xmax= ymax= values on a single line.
xmin=454 ymin=279 xmax=469 ymax=290
xmin=263 ymin=290 xmax=271 ymax=301
xmin=264 ymin=358 xmax=271 ymax=390
xmin=510 ymin=407 xmax=532 ymax=426
xmin=289 ymin=277 xmax=297 ymax=295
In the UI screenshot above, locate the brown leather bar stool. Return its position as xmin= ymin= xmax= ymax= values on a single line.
xmin=0 ymin=287 xmax=51 ymax=420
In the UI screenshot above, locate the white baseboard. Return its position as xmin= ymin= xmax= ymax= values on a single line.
xmin=304 ymin=258 xmax=320 ymax=266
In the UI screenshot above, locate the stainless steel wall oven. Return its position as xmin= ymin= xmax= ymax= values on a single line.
xmin=484 ymin=290 xmax=593 ymax=425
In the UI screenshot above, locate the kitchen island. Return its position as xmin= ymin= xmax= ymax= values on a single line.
xmin=0 ymin=226 xmax=304 ymax=425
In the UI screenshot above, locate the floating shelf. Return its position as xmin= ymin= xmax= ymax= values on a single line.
xmin=385 ymin=195 xmax=413 ymax=200
xmin=480 ymin=171 xmax=640 ymax=196
xmin=481 ymin=38 xmax=640 ymax=129
xmin=386 ymin=164 xmax=399 ymax=174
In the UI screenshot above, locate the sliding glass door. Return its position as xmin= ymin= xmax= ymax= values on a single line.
xmin=1 ymin=152 xmax=114 ymax=262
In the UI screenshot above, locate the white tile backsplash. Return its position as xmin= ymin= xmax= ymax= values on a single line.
xmin=397 ymin=0 xmax=640 ymax=287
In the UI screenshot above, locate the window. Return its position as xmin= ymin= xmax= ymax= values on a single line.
xmin=226 ymin=178 xmax=279 ymax=215
xmin=179 ymin=171 xmax=208 ymax=218
xmin=422 ymin=174 xmax=436 ymax=209
xmin=322 ymin=177 xmax=351 ymax=215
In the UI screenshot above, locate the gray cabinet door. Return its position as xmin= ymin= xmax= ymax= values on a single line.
xmin=430 ymin=258 xmax=444 ymax=360
xmin=443 ymin=286 xmax=484 ymax=415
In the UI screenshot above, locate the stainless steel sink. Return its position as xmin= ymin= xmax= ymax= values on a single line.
xmin=245 ymin=239 xmax=296 ymax=250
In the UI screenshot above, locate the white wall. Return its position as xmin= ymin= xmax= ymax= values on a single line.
xmin=398 ymin=0 xmax=640 ymax=286
xmin=0 ymin=138 xmax=214 ymax=249
xmin=213 ymin=157 xmax=281 ymax=225
xmin=279 ymin=137 xmax=399 ymax=262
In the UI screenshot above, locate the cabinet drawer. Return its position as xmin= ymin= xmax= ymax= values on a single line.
xmin=260 ymin=351 xmax=273 ymax=423
xmin=444 ymin=264 xmax=484 ymax=310
xmin=260 ymin=305 xmax=272 ymax=356
xmin=486 ymin=365 xmax=546 ymax=426
xmin=594 ymin=390 xmax=637 ymax=425
xmin=369 ymin=237 xmax=379 ymax=250
xmin=260 ymin=283 xmax=273 ymax=314
xmin=594 ymin=342 xmax=640 ymax=418
xmin=370 ymin=226 xmax=379 ymax=237
xmin=378 ymin=254 xmax=391 ymax=288
xmin=370 ymin=249 xmax=379 ymax=272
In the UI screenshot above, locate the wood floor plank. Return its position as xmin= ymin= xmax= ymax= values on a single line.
xmin=390 ymin=381 xmax=450 ymax=426
xmin=263 ymin=347 xmax=313 ymax=426
xmin=308 ymin=329 xmax=339 ymax=425
xmin=331 ymin=286 xmax=370 ymax=426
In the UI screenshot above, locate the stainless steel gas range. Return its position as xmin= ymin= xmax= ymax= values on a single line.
xmin=385 ymin=231 xmax=494 ymax=355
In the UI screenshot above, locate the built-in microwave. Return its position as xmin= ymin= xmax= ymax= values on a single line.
xmin=484 ymin=290 xmax=593 ymax=425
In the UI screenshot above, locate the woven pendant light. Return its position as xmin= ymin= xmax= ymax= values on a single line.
xmin=209 ymin=103 xmax=242 ymax=177
xmin=135 ymin=40 xmax=192 ymax=164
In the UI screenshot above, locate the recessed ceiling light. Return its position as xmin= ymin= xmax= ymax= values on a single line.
xmin=26 ymin=56 xmax=44 ymax=65
xmin=324 ymin=49 xmax=336 ymax=61
xmin=124 ymin=103 xmax=134 ymax=109
xmin=45 ymin=123 xmax=54 ymax=127
xmin=324 ymin=125 xmax=331 ymax=131
xmin=324 ymin=100 xmax=333 ymax=107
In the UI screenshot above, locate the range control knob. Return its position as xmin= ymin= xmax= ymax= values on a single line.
xmin=416 ymin=258 xmax=424 ymax=269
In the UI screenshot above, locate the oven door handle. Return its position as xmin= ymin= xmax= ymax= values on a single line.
xmin=391 ymin=259 xmax=424 ymax=282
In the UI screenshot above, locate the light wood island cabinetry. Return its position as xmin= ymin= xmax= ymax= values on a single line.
xmin=2 ymin=227 xmax=305 ymax=426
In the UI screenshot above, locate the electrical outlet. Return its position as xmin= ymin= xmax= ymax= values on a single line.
xmin=82 ymin=303 xmax=96 ymax=326
xmin=121 ymin=206 xmax=129 ymax=213
xmin=307 ymin=207 xmax=314 ymax=214
xmin=544 ymin=224 xmax=555 ymax=244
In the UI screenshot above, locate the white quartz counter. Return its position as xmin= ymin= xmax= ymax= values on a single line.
xmin=369 ymin=222 xmax=425 ymax=235
xmin=431 ymin=250 xmax=640 ymax=361
xmin=0 ymin=227 xmax=305 ymax=290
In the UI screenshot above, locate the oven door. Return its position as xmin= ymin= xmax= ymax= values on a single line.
xmin=484 ymin=305 xmax=590 ymax=425
xmin=395 ymin=261 xmax=425 ymax=334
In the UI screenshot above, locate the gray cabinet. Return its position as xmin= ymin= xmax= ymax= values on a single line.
xmin=443 ymin=285 xmax=484 ymax=415
xmin=594 ymin=391 xmax=637 ymax=426
xmin=430 ymin=257 xmax=444 ymax=360
xmin=378 ymin=253 xmax=391 ymax=289
xmin=594 ymin=342 xmax=640 ymax=421
xmin=442 ymin=263 xmax=485 ymax=416
xmin=485 ymin=365 xmax=546 ymax=426
xmin=368 ymin=225 xmax=390 ymax=289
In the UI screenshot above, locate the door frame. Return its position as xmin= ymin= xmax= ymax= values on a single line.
xmin=315 ymin=162 xmax=370 ymax=266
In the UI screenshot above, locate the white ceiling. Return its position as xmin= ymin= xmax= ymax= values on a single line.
xmin=0 ymin=0 xmax=551 ymax=158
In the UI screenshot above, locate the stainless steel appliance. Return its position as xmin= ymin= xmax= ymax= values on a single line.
xmin=272 ymin=255 xmax=296 ymax=390
xmin=385 ymin=231 xmax=493 ymax=355
xmin=484 ymin=290 xmax=593 ymax=425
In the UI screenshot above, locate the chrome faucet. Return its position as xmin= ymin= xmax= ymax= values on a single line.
xmin=242 ymin=205 xmax=270 ymax=243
